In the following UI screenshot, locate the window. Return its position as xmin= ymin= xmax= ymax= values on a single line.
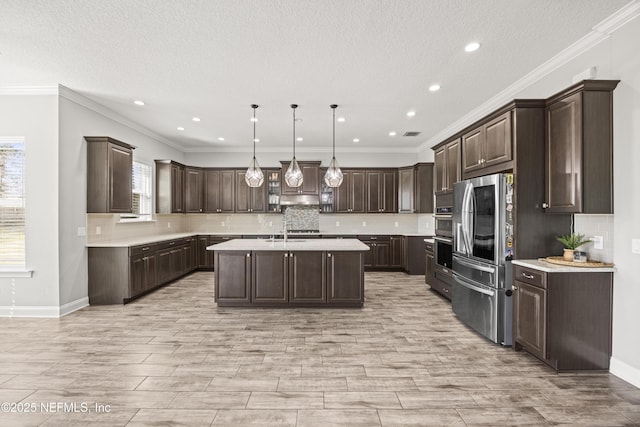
xmin=128 ymin=161 xmax=152 ymax=220
xmin=0 ymin=137 xmax=25 ymax=269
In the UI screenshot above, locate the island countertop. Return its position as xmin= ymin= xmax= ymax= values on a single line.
xmin=207 ymin=238 xmax=369 ymax=252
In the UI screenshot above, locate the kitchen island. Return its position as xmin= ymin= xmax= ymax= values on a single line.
xmin=207 ymin=238 xmax=369 ymax=307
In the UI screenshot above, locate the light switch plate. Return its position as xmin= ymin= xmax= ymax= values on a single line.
xmin=77 ymin=227 xmax=86 ymax=237
xmin=95 ymin=226 xmax=101 ymax=235
xmin=632 ymin=238 xmax=640 ymax=254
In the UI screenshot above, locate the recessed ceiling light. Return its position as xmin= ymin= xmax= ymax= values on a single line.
xmin=296 ymin=137 xmax=303 ymax=142
xmin=217 ymin=137 xmax=224 ymax=141
xmin=192 ymin=117 xmax=201 ymax=122
xmin=337 ymin=117 xmax=346 ymax=122
xmin=465 ymin=42 xmax=480 ymax=52
xmin=177 ymin=126 xmax=185 ymax=131
xmin=250 ymin=117 xmax=258 ymax=122
xmin=389 ymin=131 xmax=397 ymax=136
xmin=353 ymin=138 xmax=360 ymax=143
xmin=133 ymin=100 xmax=145 ymax=106
xmin=429 ymin=84 xmax=441 ymax=92
xmin=406 ymin=111 xmax=416 ymax=118
xmin=253 ymin=138 xmax=260 ymax=142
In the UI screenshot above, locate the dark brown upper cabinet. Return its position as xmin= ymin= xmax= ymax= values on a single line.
xmin=86 ymin=136 xmax=135 ymax=213
xmin=462 ymin=111 xmax=512 ymax=178
xmin=156 ymin=160 xmax=185 ymax=213
xmin=544 ymin=80 xmax=619 ymax=214
xmin=399 ymin=163 xmax=434 ymax=213
xmin=433 ymin=137 xmax=461 ymax=194
xmin=235 ymin=170 xmax=267 ymax=213
xmin=366 ymin=169 xmax=397 ymax=213
xmin=280 ymin=161 xmax=320 ymax=195
xmin=334 ymin=169 xmax=366 ymax=213
xmin=185 ymin=167 xmax=203 ymax=213
xmin=204 ymin=169 xmax=235 ymax=213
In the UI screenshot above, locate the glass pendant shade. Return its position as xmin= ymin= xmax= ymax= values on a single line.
xmin=324 ymin=156 xmax=343 ymax=187
xmin=285 ymin=157 xmax=304 ymax=187
xmin=284 ymin=104 xmax=304 ymax=187
xmin=245 ymin=156 xmax=264 ymax=187
xmin=245 ymin=104 xmax=264 ymax=187
xmin=324 ymin=104 xmax=343 ymax=187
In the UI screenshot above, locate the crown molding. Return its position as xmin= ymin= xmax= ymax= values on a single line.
xmin=0 ymin=85 xmax=58 ymax=95
xmin=57 ymin=85 xmax=184 ymax=151
xmin=418 ymin=0 xmax=640 ymax=152
xmin=182 ymin=145 xmax=419 ymax=154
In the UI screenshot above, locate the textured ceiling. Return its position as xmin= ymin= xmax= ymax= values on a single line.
xmin=0 ymin=0 xmax=629 ymax=152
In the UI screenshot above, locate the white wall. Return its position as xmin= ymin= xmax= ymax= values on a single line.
xmin=417 ymin=14 xmax=640 ymax=387
xmin=0 ymin=94 xmax=60 ymax=315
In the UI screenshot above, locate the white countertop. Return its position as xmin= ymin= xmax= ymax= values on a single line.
xmin=87 ymin=233 xmax=196 ymax=248
xmin=87 ymin=232 xmax=432 ymax=247
xmin=424 ymin=238 xmax=434 ymax=244
xmin=208 ymin=238 xmax=369 ymax=252
xmin=512 ymin=259 xmax=616 ymax=273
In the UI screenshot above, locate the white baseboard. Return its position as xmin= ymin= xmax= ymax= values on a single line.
xmin=610 ymin=357 xmax=640 ymax=389
xmin=0 ymin=297 xmax=89 ymax=318
xmin=59 ymin=297 xmax=89 ymax=316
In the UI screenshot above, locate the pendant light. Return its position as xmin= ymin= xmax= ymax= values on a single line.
xmin=245 ymin=104 xmax=264 ymax=187
xmin=324 ymin=104 xmax=344 ymax=187
xmin=284 ymin=104 xmax=304 ymax=187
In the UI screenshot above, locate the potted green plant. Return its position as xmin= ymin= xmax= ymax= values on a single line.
xmin=556 ymin=233 xmax=591 ymax=261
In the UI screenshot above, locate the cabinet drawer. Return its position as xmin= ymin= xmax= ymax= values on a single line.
xmin=430 ymin=278 xmax=452 ymax=300
xmin=130 ymin=243 xmax=159 ymax=256
xmin=425 ymin=242 xmax=434 ymax=253
xmin=514 ymin=265 xmax=546 ymax=288
xmin=359 ymin=235 xmax=390 ymax=241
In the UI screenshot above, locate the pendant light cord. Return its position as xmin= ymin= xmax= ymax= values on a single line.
xmin=292 ymin=105 xmax=296 ymax=157
xmin=332 ymin=106 xmax=336 ymax=157
xmin=252 ymin=106 xmax=257 ymax=158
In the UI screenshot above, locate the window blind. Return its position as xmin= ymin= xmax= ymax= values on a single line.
xmin=132 ymin=161 xmax=152 ymax=216
xmin=0 ymin=138 xmax=25 ymax=268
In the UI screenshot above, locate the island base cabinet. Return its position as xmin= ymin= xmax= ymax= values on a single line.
xmin=252 ymin=252 xmax=288 ymax=304
xmin=327 ymin=251 xmax=364 ymax=306
xmin=513 ymin=265 xmax=613 ymax=371
xmin=215 ymin=251 xmax=251 ymax=305
xmin=289 ymin=251 xmax=326 ymax=304
xmin=213 ymin=250 xmax=365 ymax=307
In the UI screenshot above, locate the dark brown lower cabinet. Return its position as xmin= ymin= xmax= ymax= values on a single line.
xmin=513 ymin=264 xmax=613 ymax=371
xmin=424 ymin=241 xmax=434 ymax=286
xmin=359 ymin=235 xmax=402 ymax=271
xmin=289 ymin=251 xmax=326 ymax=304
xmin=404 ymin=236 xmax=429 ymax=275
xmin=88 ymin=237 xmax=197 ymax=304
xmin=389 ymin=236 xmax=403 ymax=268
xmin=326 ymin=251 xmax=364 ymax=305
xmin=252 ymin=251 xmax=288 ymax=304
xmin=215 ymin=251 xmax=251 ymax=304
xmin=214 ymin=250 xmax=364 ymax=307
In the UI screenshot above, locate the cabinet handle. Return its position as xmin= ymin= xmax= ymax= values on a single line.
xmin=513 ymin=285 xmax=518 ymax=290
xmin=327 ymin=252 xmax=332 ymax=257
xmin=284 ymin=253 xmax=288 ymax=258
xmin=542 ymin=203 xmax=549 ymax=209
xmin=142 ymin=247 xmax=149 ymax=251
xmin=477 ymin=160 xmax=482 ymax=165
xmin=521 ymin=273 xmax=535 ymax=280
xmin=246 ymin=253 xmax=251 ymax=258
xmin=444 ymin=288 xmax=449 ymax=293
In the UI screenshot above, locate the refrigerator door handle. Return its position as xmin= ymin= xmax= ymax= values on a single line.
xmin=453 ymin=273 xmax=495 ymax=297
xmin=462 ymin=183 xmax=474 ymax=255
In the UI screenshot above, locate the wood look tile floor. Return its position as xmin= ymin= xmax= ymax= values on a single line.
xmin=1 ymin=271 xmax=639 ymax=426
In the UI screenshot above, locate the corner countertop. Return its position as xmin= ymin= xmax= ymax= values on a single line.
xmin=512 ymin=259 xmax=616 ymax=273
xmin=208 ymin=238 xmax=369 ymax=252
xmin=87 ymin=233 xmax=197 ymax=248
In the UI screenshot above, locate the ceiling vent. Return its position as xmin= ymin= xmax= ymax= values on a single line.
xmin=403 ymin=131 xmax=421 ymax=137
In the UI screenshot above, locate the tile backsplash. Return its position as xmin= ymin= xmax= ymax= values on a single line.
xmin=284 ymin=206 xmax=320 ymax=231
xmin=573 ymin=214 xmax=614 ymax=263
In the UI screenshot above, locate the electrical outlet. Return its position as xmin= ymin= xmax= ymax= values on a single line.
xmin=77 ymin=227 xmax=86 ymax=237
xmin=592 ymin=235 xmax=603 ymax=250
xmin=362 ymin=221 xmax=366 ymax=227
xmin=167 ymin=222 xmax=171 ymax=228
xmin=95 ymin=226 xmax=101 ymax=235
xmin=394 ymin=221 xmax=399 ymax=227
xmin=632 ymin=238 xmax=640 ymax=255
xmin=221 ymin=221 xmax=225 ymax=227
xmin=268 ymin=221 xmax=273 ymax=227
xmin=335 ymin=221 xmax=340 ymax=227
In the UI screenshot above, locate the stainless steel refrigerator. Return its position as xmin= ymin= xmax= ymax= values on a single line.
xmin=452 ymin=173 xmax=515 ymax=345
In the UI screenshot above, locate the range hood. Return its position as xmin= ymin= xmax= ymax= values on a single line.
xmin=279 ymin=194 xmax=320 ymax=206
